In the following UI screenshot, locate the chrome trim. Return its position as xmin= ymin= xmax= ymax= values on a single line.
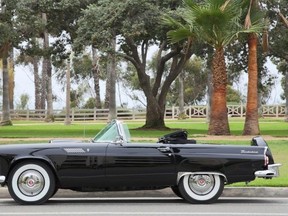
xmin=18 ymin=170 xmax=44 ymax=196
xmin=0 ymin=176 xmax=6 ymax=184
xmin=255 ymin=163 xmax=281 ymax=178
xmin=113 ymin=120 xmax=131 ymax=144
xmin=177 ymin=172 xmax=227 ymax=184
xmin=115 ymin=120 xmax=127 ymax=143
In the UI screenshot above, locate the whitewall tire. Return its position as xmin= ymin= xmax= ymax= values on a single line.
xmin=178 ymin=174 xmax=224 ymax=204
xmin=171 ymin=186 xmax=183 ymax=199
xmin=8 ymin=161 xmax=55 ymax=205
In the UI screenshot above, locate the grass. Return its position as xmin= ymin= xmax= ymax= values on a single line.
xmin=0 ymin=118 xmax=287 ymax=138
xmin=224 ymin=140 xmax=287 ymax=187
xmin=0 ymin=118 xmax=287 ymax=187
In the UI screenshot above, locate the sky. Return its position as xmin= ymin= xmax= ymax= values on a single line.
xmin=12 ymin=58 xmax=284 ymax=110
xmin=13 ymin=64 xmax=140 ymax=110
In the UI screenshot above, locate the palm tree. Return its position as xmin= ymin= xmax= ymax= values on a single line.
xmin=166 ymin=0 xmax=262 ymax=135
xmin=242 ymin=0 xmax=265 ymax=135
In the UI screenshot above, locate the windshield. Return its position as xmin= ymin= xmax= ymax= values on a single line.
xmin=92 ymin=120 xmax=130 ymax=143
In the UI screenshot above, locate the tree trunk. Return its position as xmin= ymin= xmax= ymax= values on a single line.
xmin=1 ymin=57 xmax=12 ymax=126
xmin=33 ymin=57 xmax=41 ymax=109
xmin=42 ymin=13 xmax=54 ymax=122
xmin=8 ymin=51 xmax=14 ymax=110
xmin=122 ymin=38 xmax=192 ymax=129
xmin=40 ymin=58 xmax=47 ymax=110
xmin=144 ymin=95 xmax=165 ymax=129
xmin=285 ymin=71 xmax=288 ymax=122
xmin=40 ymin=14 xmax=47 ymax=111
xmin=104 ymin=69 xmax=110 ymax=109
xmin=64 ymin=58 xmax=71 ymax=125
xmin=136 ymin=58 xmax=167 ymax=129
xmin=178 ymin=72 xmax=185 ymax=119
xmin=208 ymin=47 xmax=230 ymax=135
xmin=108 ymin=37 xmax=117 ymax=121
xmin=45 ymin=58 xmax=53 ymax=122
xmin=206 ymin=68 xmax=213 ymax=123
xmin=243 ymin=33 xmax=260 ymax=135
xmin=92 ymin=48 xmax=102 ymax=109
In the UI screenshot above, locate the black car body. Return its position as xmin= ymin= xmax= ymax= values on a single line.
xmin=0 ymin=120 xmax=281 ymax=204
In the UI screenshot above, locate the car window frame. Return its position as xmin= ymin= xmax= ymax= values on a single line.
xmin=92 ymin=120 xmax=130 ymax=143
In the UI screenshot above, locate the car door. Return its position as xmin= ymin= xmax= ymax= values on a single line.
xmin=105 ymin=142 xmax=177 ymax=188
xmin=56 ymin=142 xmax=108 ymax=188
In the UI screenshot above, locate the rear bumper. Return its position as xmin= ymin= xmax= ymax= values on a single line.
xmin=0 ymin=176 xmax=5 ymax=184
xmin=255 ymin=164 xmax=281 ymax=178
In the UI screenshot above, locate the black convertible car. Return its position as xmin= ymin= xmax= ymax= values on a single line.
xmin=0 ymin=120 xmax=281 ymax=205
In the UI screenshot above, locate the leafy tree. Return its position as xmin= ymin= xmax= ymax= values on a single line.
xmin=266 ymin=0 xmax=288 ymax=122
xmin=119 ymin=61 xmax=147 ymax=106
xmin=166 ymin=0 xmax=263 ymax=135
xmin=226 ymin=85 xmax=242 ymax=104
xmin=72 ymin=52 xmax=104 ymax=108
xmin=0 ymin=0 xmax=20 ymax=126
xmin=16 ymin=54 xmax=42 ymax=109
xmin=16 ymin=0 xmax=94 ymax=121
xmin=167 ymin=56 xmax=208 ymax=106
xmin=70 ymin=84 xmax=88 ymax=109
xmin=82 ymin=97 xmax=96 ymax=109
xmin=279 ymin=61 xmax=288 ymax=121
xmin=16 ymin=93 xmax=30 ymax=110
xmin=76 ymin=0 xmax=192 ymax=129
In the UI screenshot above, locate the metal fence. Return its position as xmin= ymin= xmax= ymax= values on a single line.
xmin=1 ymin=104 xmax=286 ymax=121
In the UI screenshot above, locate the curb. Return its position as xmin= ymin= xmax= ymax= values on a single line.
xmin=1 ymin=187 xmax=288 ymax=199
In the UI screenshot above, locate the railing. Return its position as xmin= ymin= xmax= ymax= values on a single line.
xmin=1 ymin=105 xmax=286 ymax=121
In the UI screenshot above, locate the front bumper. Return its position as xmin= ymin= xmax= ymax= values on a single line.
xmin=255 ymin=163 xmax=281 ymax=178
xmin=0 ymin=176 xmax=5 ymax=184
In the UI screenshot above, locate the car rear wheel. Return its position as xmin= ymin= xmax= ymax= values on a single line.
xmin=8 ymin=161 xmax=55 ymax=205
xmin=171 ymin=186 xmax=183 ymax=199
xmin=178 ymin=174 xmax=224 ymax=204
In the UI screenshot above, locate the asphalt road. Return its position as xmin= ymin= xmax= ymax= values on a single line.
xmin=0 ymin=197 xmax=288 ymax=216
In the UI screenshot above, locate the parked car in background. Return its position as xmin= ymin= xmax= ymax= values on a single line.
xmin=0 ymin=120 xmax=281 ymax=205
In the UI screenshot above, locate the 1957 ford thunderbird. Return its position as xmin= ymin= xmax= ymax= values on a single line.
xmin=0 ymin=120 xmax=281 ymax=205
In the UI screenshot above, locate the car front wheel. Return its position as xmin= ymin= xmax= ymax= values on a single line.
xmin=8 ymin=161 xmax=55 ymax=205
xmin=178 ymin=174 xmax=224 ymax=204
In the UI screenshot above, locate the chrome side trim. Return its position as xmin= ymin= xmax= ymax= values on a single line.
xmin=0 ymin=176 xmax=6 ymax=184
xmin=177 ymin=172 xmax=227 ymax=184
xmin=255 ymin=163 xmax=281 ymax=178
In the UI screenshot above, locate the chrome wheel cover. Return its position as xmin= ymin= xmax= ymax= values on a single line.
xmin=18 ymin=170 xmax=45 ymax=197
xmin=188 ymin=174 xmax=214 ymax=195
xmin=9 ymin=163 xmax=53 ymax=204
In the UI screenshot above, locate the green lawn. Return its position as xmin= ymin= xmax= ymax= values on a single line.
xmin=0 ymin=118 xmax=287 ymax=187
xmin=230 ymin=140 xmax=287 ymax=187
xmin=0 ymin=118 xmax=287 ymax=138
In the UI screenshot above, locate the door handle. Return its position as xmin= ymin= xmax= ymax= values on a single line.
xmin=157 ymin=146 xmax=171 ymax=153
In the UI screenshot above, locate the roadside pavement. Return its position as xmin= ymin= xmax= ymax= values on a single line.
xmin=1 ymin=187 xmax=288 ymax=199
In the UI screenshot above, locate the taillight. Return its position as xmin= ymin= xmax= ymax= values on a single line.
xmin=264 ymin=155 xmax=269 ymax=166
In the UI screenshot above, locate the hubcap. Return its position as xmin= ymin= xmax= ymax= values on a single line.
xmin=18 ymin=170 xmax=44 ymax=196
xmin=188 ymin=174 xmax=214 ymax=195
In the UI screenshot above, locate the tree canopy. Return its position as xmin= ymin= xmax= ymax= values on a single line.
xmin=0 ymin=0 xmax=287 ymax=130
